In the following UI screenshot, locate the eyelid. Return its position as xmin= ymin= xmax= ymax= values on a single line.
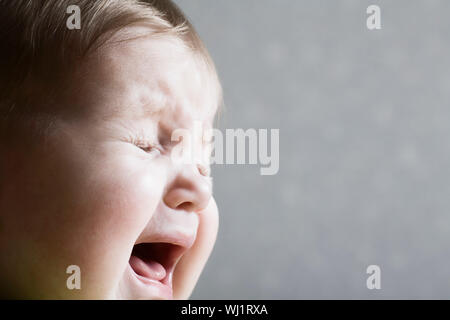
xmin=129 ymin=136 xmax=162 ymax=154
xmin=138 ymin=144 xmax=158 ymax=153
xmin=137 ymin=142 xmax=162 ymax=153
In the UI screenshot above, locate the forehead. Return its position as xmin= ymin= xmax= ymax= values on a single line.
xmin=73 ymin=29 xmax=220 ymax=127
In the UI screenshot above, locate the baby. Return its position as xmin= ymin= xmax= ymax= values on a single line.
xmin=0 ymin=0 xmax=221 ymax=299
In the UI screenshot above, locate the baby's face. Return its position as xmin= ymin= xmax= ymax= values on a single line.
xmin=0 ymin=28 xmax=219 ymax=299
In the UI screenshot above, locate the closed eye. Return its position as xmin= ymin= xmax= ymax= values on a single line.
xmin=138 ymin=144 xmax=162 ymax=156
xmin=137 ymin=145 xmax=155 ymax=153
xmin=131 ymin=139 xmax=162 ymax=156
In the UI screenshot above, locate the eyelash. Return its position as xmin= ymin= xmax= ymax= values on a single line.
xmin=137 ymin=143 xmax=155 ymax=151
xmin=130 ymin=137 xmax=161 ymax=155
xmin=129 ymin=137 xmax=213 ymax=182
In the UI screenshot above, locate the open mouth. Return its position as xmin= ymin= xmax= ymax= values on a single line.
xmin=128 ymin=242 xmax=186 ymax=299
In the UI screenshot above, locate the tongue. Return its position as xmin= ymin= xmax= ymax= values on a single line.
xmin=129 ymin=255 xmax=166 ymax=281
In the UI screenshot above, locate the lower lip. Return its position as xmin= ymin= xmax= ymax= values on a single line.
xmin=131 ymin=266 xmax=173 ymax=299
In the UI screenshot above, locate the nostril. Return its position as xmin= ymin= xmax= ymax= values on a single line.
xmin=163 ymin=170 xmax=212 ymax=211
xmin=177 ymin=202 xmax=194 ymax=212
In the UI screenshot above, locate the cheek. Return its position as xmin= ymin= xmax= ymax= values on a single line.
xmin=5 ymin=142 xmax=168 ymax=298
xmin=91 ymin=157 xmax=166 ymax=238
xmin=172 ymin=198 xmax=219 ymax=299
xmin=67 ymin=154 xmax=168 ymax=293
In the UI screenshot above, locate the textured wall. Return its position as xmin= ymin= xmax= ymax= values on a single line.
xmin=174 ymin=0 xmax=450 ymax=299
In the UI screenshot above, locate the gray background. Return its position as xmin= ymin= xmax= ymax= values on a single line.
xmin=174 ymin=0 xmax=450 ymax=299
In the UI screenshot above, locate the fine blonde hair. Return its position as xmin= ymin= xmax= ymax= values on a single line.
xmin=0 ymin=0 xmax=221 ymax=117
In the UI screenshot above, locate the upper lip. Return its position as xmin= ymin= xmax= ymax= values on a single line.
xmin=135 ymin=231 xmax=196 ymax=250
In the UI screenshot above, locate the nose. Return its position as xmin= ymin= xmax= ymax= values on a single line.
xmin=163 ymin=164 xmax=212 ymax=212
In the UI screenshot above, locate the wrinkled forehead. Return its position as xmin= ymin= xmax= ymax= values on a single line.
xmin=72 ymin=29 xmax=220 ymax=126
